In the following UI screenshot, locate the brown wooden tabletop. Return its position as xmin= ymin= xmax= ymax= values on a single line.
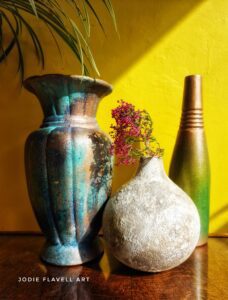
xmin=0 ymin=235 xmax=227 ymax=300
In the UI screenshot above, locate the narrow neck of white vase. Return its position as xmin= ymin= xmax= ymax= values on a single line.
xmin=137 ymin=157 xmax=166 ymax=179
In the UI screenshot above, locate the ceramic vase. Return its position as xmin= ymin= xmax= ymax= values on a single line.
xmin=103 ymin=157 xmax=200 ymax=272
xmin=24 ymin=74 xmax=113 ymax=266
xmin=169 ymin=75 xmax=210 ymax=246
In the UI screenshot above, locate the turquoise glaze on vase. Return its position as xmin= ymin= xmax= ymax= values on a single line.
xmin=24 ymin=74 xmax=113 ymax=266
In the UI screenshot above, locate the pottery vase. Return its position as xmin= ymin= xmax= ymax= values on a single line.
xmin=103 ymin=157 xmax=200 ymax=272
xmin=24 ymin=74 xmax=113 ymax=266
xmin=169 ymin=75 xmax=210 ymax=246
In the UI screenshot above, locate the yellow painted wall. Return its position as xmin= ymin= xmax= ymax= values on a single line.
xmin=0 ymin=0 xmax=227 ymax=233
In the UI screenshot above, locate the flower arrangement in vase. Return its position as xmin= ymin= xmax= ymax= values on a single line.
xmin=110 ymin=100 xmax=163 ymax=165
xmin=103 ymin=100 xmax=200 ymax=272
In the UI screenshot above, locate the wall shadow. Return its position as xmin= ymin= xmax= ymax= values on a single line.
xmin=0 ymin=0 xmax=205 ymax=231
xmin=92 ymin=0 xmax=205 ymax=194
xmin=91 ymin=0 xmax=205 ymax=82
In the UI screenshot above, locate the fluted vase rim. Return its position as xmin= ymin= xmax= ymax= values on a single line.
xmin=23 ymin=74 xmax=113 ymax=98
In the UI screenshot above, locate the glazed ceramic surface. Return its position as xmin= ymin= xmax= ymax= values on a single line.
xmin=169 ymin=75 xmax=210 ymax=246
xmin=24 ymin=75 xmax=113 ymax=266
xmin=103 ymin=157 xmax=200 ymax=272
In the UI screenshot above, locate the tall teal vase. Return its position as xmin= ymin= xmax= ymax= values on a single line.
xmin=24 ymin=74 xmax=113 ymax=265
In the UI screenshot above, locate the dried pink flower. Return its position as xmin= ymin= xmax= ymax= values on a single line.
xmin=110 ymin=100 xmax=164 ymax=165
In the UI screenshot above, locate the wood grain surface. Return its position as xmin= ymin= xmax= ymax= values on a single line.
xmin=0 ymin=235 xmax=227 ymax=299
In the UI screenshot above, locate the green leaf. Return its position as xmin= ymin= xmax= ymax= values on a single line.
xmin=0 ymin=10 xmax=24 ymax=80
xmin=102 ymin=0 xmax=118 ymax=32
xmin=0 ymin=27 xmax=18 ymax=63
xmin=80 ymin=0 xmax=90 ymax=37
xmin=69 ymin=18 xmax=85 ymax=74
xmin=85 ymin=0 xmax=105 ymax=34
xmin=28 ymin=0 xmax=38 ymax=17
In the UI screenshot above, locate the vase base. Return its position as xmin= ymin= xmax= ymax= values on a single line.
xmin=197 ymin=236 xmax=208 ymax=247
xmin=40 ymin=238 xmax=103 ymax=266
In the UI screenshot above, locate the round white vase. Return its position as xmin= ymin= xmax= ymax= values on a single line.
xmin=103 ymin=157 xmax=200 ymax=272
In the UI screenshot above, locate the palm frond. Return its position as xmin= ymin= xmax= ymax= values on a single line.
xmin=102 ymin=0 xmax=117 ymax=32
xmin=0 ymin=10 xmax=24 ymax=79
xmin=28 ymin=0 xmax=38 ymax=17
xmin=0 ymin=0 xmax=118 ymax=81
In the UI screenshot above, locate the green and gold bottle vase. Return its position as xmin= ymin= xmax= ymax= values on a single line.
xmin=169 ymin=75 xmax=210 ymax=246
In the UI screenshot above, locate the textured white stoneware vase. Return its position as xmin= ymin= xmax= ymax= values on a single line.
xmin=103 ymin=157 xmax=200 ymax=272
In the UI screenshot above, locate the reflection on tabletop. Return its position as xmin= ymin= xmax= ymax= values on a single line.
xmin=0 ymin=236 xmax=227 ymax=299
xmin=40 ymin=238 xmax=210 ymax=299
